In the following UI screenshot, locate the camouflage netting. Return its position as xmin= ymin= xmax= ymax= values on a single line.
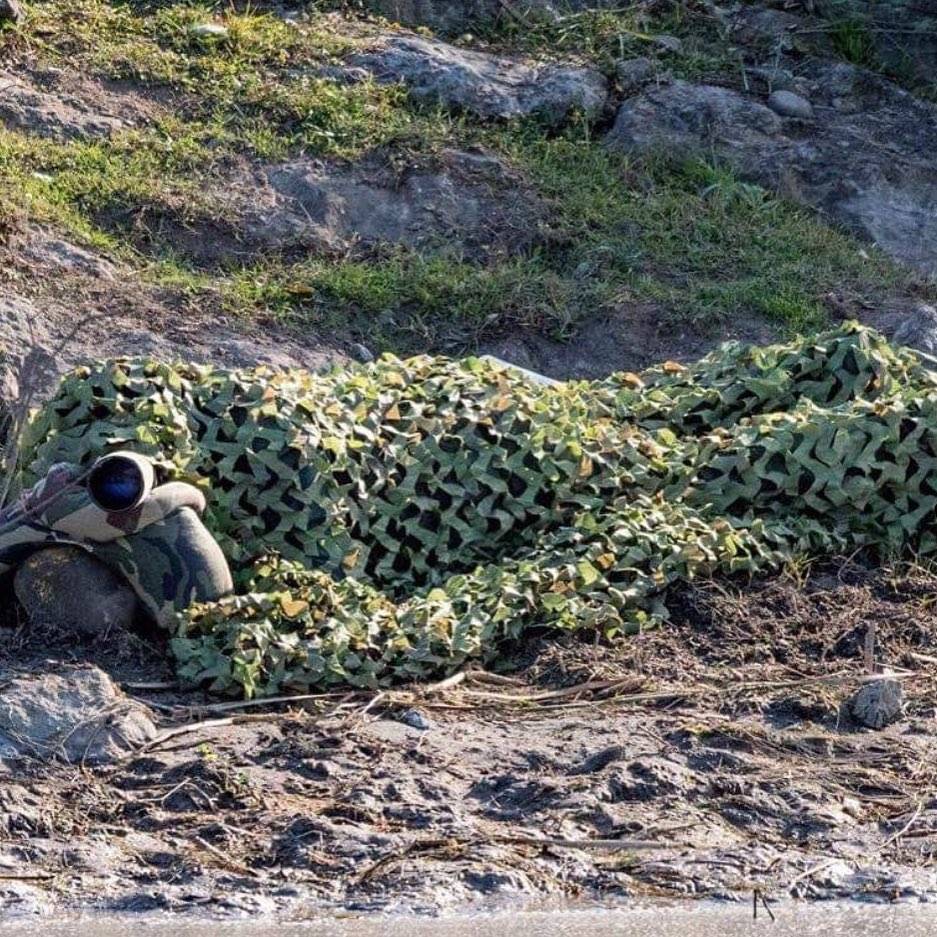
xmin=15 ymin=322 xmax=937 ymax=697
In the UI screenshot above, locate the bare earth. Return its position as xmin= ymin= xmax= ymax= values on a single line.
xmin=1 ymin=558 xmax=936 ymax=917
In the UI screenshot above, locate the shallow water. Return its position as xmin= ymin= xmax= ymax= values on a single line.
xmin=4 ymin=905 xmax=937 ymax=937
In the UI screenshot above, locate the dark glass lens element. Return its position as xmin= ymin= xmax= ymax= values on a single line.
xmin=88 ymin=456 xmax=146 ymax=512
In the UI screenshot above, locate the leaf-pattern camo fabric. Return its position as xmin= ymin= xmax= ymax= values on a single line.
xmin=13 ymin=322 xmax=937 ymax=697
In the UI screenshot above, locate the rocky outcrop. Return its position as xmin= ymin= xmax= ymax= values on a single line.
xmin=0 ymin=71 xmax=156 ymax=140
xmin=606 ymin=64 xmax=937 ymax=277
xmin=348 ymin=35 xmax=608 ymax=127
xmin=0 ymin=287 xmax=337 ymax=402
xmin=0 ymin=666 xmax=156 ymax=764
xmin=245 ymin=148 xmax=546 ymax=259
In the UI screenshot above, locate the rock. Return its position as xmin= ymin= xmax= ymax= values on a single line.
xmin=244 ymin=148 xmax=546 ymax=261
xmin=571 ymin=744 xmax=627 ymax=775
xmin=14 ymin=546 xmax=138 ymax=637
xmin=0 ymin=0 xmax=21 ymax=23
xmin=349 ymin=342 xmax=375 ymax=363
xmin=890 ymin=303 xmax=937 ymax=357
xmin=606 ymin=79 xmax=782 ymax=155
xmin=188 ymin=23 xmax=228 ymax=39
xmin=20 ymin=229 xmax=116 ymax=280
xmin=731 ymin=7 xmax=813 ymax=51
xmin=654 ymin=34 xmax=683 ymax=54
xmin=616 ymin=57 xmax=656 ymax=93
xmin=0 ymin=666 xmax=157 ymax=764
xmin=348 ymin=35 xmax=608 ymax=128
xmin=478 ymin=336 xmax=537 ymax=372
xmin=849 ymin=678 xmax=904 ymax=729
xmin=0 ymin=70 xmax=151 ymax=140
xmin=398 ymin=708 xmax=431 ymax=731
xmin=0 ymin=294 xmax=59 ymax=407
xmin=767 ymin=89 xmax=814 ymax=119
xmin=606 ymin=67 xmax=937 ymax=277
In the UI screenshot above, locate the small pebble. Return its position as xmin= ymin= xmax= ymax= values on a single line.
xmin=189 ymin=23 xmax=229 ymax=39
xmin=767 ymin=89 xmax=814 ymax=119
xmin=398 ymin=708 xmax=431 ymax=731
xmin=654 ymin=34 xmax=683 ymax=54
xmin=849 ymin=678 xmax=904 ymax=729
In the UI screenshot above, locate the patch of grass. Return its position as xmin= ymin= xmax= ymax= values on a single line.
xmin=0 ymin=122 xmax=225 ymax=253
xmin=15 ymin=0 xmax=414 ymax=157
xmin=476 ymin=4 xmax=739 ymax=84
xmin=502 ymin=135 xmax=899 ymax=333
xmin=828 ymin=15 xmax=879 ymax=69
xmin=219 ymin=250 xmax=606 ymax=352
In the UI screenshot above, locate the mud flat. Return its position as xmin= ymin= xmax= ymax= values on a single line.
xmin=1 ymin=559 xmax=937 ymax=917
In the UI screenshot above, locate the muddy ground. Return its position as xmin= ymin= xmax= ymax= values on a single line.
xmin=0 ymin=557 xmax=936 ymax=917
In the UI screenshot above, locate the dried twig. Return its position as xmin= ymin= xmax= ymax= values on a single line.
xmin=192 ymin=836 xmax=260 ymax=879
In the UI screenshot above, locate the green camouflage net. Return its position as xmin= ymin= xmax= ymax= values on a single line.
xmin=16 ymin=322 xmax=937 ymax=697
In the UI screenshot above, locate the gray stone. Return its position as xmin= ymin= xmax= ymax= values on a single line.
xmin=0 ymin=71 xmax=129 ymax=140
xmin=616 ymin=57 xmax=656 ymax=93
xmin=849 ymin=678 xmax=904 ymax=729
xmin=890 ymin=303 xmax=937 ymax=358
xmin=14 ymin=546 xmax=138 ymax=637
xmin=349 ymin=35 xmax=608 ymax=128
xmin=767 ymin=89 xmax=814 ymax=119
xmin=732 ymin=6 xmax=811 ymax=50
xmin=398 ymin=708 xmax=431 ymax=731
xmin=189 ymin=23 xmax=228 ymax=39
xmin=654 ymin=34 xmax=683 ymax=54
xmin=246 ymin=148 xmax=546 ymax=260
xmin=606 ymin=67 xmax=937 ymax=277
xmin=349 ymin=342 xmax=375 ymax=363
xmin=606 ymin=79 xmax=782 ymax=155
xmin=0 ymin=666 xmax=157 ymax=764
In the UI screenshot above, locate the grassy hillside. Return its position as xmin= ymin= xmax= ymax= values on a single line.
xmin=0 ymin=0 xmax=929 ymax=363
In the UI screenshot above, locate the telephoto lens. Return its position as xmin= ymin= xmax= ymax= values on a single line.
xmin=88 ymin=453 xmax=155 ymax=513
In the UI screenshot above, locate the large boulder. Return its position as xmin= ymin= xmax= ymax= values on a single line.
xmin=0 ymin=666 xmax=157 ymax=765
xmin=606 ymin=65 xmax=937 ymax=277
xmin=348 ymin=35 xmax=608 ymax=127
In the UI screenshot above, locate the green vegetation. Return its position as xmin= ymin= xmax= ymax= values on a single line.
xmin=827 ymin=15 xmax=879 ymax=69
xmin=0 ymin=0 xmax=912 ymax=359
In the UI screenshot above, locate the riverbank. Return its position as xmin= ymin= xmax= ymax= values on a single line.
xmin=1 ymin=557 xmax=936 ymax=917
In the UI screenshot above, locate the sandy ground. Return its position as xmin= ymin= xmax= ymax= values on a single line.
xmin=0 ymin=558 xmax=936 ymax=917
